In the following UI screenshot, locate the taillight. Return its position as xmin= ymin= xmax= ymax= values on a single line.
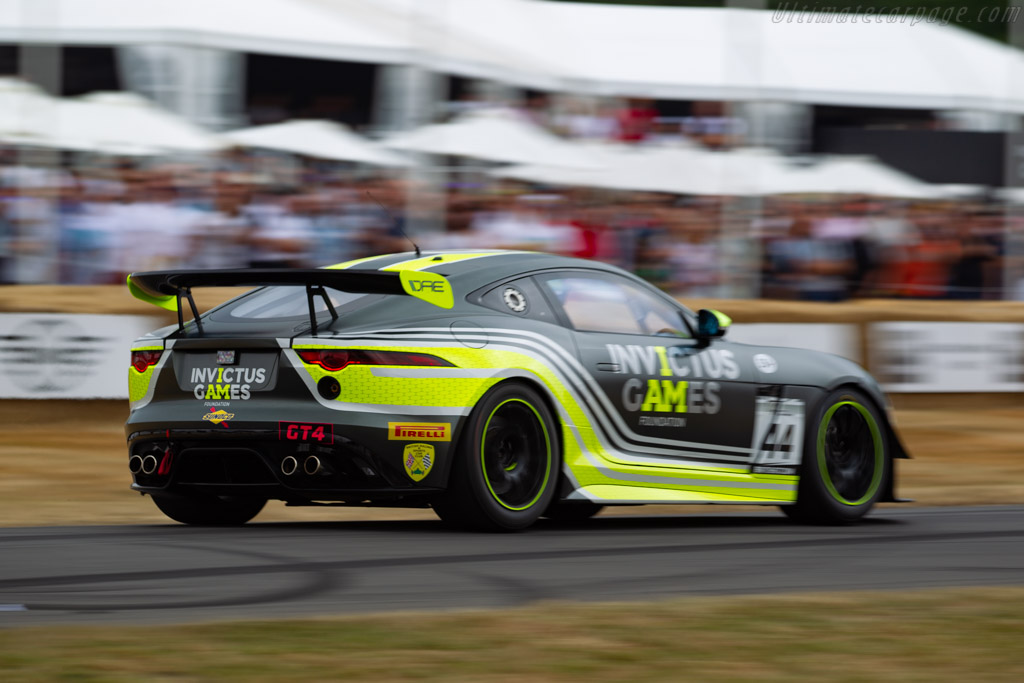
xmin=131 ymin=350 xmax=162 ymax=373
xmin=296 ymin=349 xmax=453 ymax=372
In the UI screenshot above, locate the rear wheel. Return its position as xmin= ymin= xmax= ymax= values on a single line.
xmin=151 ymin=492 xmax=266 ymax=526
xmin=783 ymin=388 xmax=888 ymax=525
xmin=433 ymin=382 xmax=559 ymax=531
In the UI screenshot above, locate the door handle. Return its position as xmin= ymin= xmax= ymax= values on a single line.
xmin=596 ymin=363 xmax=621 ymax=372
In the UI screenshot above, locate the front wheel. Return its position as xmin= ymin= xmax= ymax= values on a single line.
xmin=783 ymin=388 xmax=889 ymax=525
xmin=433 ymin=382 xmax=560 ymax=531
xmin=151 ymin=492 xmax=266 ymax=526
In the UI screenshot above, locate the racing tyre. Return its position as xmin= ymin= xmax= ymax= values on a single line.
xmin=542 ymin=500 xmax=604 ymax=522
xmin=433 ymin=382 xmax=560 ymax=531
xmin=783 ymin=387 xmax=889 ymax=525
xmin=151 ymin=492 xmax=266 ymax=526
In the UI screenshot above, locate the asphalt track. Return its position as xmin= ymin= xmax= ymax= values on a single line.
xmin=1 ymin=505 xmax=1022 ymax=628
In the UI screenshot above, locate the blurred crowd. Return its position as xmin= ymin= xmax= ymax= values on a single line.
xmin=1 ymin=144 xmax=1020 ymax=301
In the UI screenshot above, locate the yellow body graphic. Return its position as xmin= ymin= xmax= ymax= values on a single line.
xmin=293 ymin=341 xmax=797 ymax=505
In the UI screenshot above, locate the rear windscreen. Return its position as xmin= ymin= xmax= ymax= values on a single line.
xmin=215 ymin=286 xmax=372 ymax=321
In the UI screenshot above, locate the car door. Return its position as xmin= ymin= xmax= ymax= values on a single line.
xmin=535 ymin=270 xmax=760 ymax=471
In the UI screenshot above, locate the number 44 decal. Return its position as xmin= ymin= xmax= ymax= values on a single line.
xmin=751 ymin=397 xmax=805 ymax=467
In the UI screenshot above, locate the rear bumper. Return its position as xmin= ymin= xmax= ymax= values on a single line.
xmin=125 ymin=412 xmax=460 ymax=503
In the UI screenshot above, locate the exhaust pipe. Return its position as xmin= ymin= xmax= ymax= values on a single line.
xmin=128 ymin=455 xmax=143 ymax=474
xmin=141 ymin=454 xmax=159 ymax=475
xmin=281 ymin=456 xmax=298 ymax=476
xmin=303 ymin=455 xmax=322 ymax=476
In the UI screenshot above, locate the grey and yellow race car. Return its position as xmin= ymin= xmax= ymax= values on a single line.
xmin=126 ymin=250 xmax=908 ymax=530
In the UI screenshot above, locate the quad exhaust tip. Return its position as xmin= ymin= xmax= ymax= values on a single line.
xmin=281 ymin=456 xmax=298 ymax=476
xmin=141 ymin=455 xmax=159 ymax=475
xmin=128 ymin=455 xmax=143 ymax=474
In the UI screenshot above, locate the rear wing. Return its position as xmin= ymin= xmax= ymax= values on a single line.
xmin=127 ymin=268 xmax=454 ymax=335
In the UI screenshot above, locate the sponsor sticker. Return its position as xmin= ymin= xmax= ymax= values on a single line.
xmin=606 ymin=344 xmax=739 ymax=417
xmin=750 ymin=397 xmax=805 ymax=467
xmin=191 ymin=365 xmax=268 ymax=400
xmin=388 ymin=422 xmax=451 ymax=441
xmin=202 ymin=407 xmax=234 ymax=427
xmin=753 ymin=465 xmax=797 ymax=475
xmin=403 ymin=443 xmax=435 ymax=481
xmin=753 ymin=353 xmax=778 ymax=374
xmin=279 ymin=422 xmax=333 ymax=444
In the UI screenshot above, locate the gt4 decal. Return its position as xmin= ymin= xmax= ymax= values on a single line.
xmin=279 ymin=422 xmax=333 ymax=444
xmin=751 ymin=397 xmax=805 ymax=467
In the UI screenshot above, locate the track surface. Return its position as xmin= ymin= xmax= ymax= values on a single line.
xmin=1 ymin=506 xmax=1022 ymax=628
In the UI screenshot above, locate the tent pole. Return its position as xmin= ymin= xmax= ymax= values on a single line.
xmin=1003 ymin=15 xmax=1024 ymax=300
xmin=17 ymin=0 xmax=62 ymax=285
xmin=721 ymin=0 xmax=766 ymax=299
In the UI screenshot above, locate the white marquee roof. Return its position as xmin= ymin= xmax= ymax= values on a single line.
xmin=3 ymin=0 xmax=1023 ymax=112
xmin=222 ymin=119 xmax=409 ymax=166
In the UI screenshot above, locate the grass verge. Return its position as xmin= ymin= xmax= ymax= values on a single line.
xmin=2 ymin=587 xmax=1023 ymax=681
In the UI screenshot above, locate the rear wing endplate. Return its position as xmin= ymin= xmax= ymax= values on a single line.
xmin=127 ymin=268 xmax=454 ymax=335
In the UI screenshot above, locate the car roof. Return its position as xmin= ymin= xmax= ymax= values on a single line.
xmin=329 ymin=250 xmax=629 ymax=291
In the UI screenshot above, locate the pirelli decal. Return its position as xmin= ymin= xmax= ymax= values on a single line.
xmin=388 ymin=422 xmax=451 ymax=441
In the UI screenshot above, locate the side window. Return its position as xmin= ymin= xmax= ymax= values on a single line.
xmin=474 ymin=277 xmax=558 ymax=323
xmin=542 ymin=274 xmax=690 ymax=337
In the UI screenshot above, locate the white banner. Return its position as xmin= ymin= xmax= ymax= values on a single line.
xmin=727 ymin=323 xmax=859 ymax=363
xmin=870 ymin=322 xmax=1024 ymax=392
xmin=0 ymin=314 xmax=162 ymax=399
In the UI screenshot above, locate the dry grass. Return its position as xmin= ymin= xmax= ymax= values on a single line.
xmin=1 ymin=399 xmax=1022 ymax=527
xmin=2 ymin=587 xmax=1023 ymax=681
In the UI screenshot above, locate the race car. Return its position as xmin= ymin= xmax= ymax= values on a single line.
xmin=126 ymin=250 xmax=908 ymax=530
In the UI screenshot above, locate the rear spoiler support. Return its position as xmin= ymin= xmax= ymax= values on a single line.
xmin=305 ymin=285 xmax=338 ymax=336
xmin=176 ymin=287 xmax=204 ymax=335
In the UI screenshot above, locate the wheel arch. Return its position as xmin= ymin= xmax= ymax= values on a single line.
xmin=485 ymin=376 xmax=569 ymax=494
xmin=822 ymin=380 xmax=907 ymax=503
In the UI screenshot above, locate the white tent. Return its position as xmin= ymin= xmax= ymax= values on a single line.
xmin=221 ymin=119 xmax=409 ymax=166
xmin=0 ymin=0 xmax=408 ymax=65
xmin=497 ymin=143 xmax=796 ymax=196
xmin=54 ymin=92 xmax=224 ymax=155
xmin=777 ymin=156 xmax=944 ymax=199
xmin=377 ymin=0 xmax=1024 ymax=113
xmin=383 ymin=109 xmax=595 ymax=167
xmin=498 ymin=144 xmax=946 ymax=198
xmin=0 ymin=78 xmax=67 ymax=149
xmin=0 ymin=83 xmax=223 ymax=154
xmin=4 ymin=1 xmax=1023 ymax=113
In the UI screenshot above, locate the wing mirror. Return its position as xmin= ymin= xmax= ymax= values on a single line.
xmin=696 ymin=309 xmax=731 ymax=341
